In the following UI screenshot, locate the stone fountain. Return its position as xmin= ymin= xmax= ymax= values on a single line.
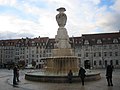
xmin=45 ymin=7 xmax=79 ymax=75
xmin=25 ymin=7 xmax=101 ymax=83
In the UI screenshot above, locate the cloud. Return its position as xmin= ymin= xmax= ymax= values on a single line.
xmin=95 ymin=0 xmax=120 ymax=32
xmin=0 ymin=13 xmax=57 ymax=39
xmin=110 ymin=0 xmax=120 ymax=12
xmin=0 ymin=0 xmax=120 ymax=40
xmin=0 ymin=31 xmax=34 ymax=39
xmin=0 ymin=0 xmax=17 ymax=8
xmin=0 ymin=14 xmax=34 ymax=38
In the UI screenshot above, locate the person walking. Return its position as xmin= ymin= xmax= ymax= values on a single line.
xmin=68 ymin=69 xmax=73 ymax=83
xmin=106 ymin=64 xmax=114 ymax=86
xmin=13 ymin=65 xmax=18 ymax=85
xmin=78 ymin=67 xmax=86 ymax=86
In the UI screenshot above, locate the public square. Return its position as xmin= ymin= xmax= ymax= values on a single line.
xmin=0 ymin=69 xmax=120 ymax=90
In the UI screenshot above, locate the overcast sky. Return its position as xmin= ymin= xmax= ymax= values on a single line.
xmin=0 ymin=0 xmax=120 ymax=40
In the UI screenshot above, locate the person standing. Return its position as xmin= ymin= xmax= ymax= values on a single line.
xmin=106 ymin=64 xmax=114 ymax=86
xmin=16 ymin=65 xmax=20 ymax=82
xmin=78 ymin=67 xmax=86 ymax=86
xmin=68 ymin=70 xmax=73 ymax=83
xmin=13 ymin=65 xmax=18 ymax=85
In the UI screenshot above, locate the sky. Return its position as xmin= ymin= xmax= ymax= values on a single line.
xmin=0 ymin=0 xmax=120 ymax=40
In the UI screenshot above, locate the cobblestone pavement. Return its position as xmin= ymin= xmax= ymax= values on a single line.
xmin=0 ymin=69 xmax=120 ymax=90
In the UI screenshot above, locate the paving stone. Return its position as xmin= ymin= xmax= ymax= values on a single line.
xmin=0 ymin=69 xmax=120 ymax=90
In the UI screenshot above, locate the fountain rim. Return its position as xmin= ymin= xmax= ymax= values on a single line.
xmin=25 ymin=71 xmax=101 ymax=83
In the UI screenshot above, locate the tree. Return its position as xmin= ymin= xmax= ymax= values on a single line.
xmin=18 ymin=60 xmax=25 ymax=68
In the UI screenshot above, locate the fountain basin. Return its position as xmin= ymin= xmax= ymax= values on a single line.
xmin=45 ymin=56 xmax=79 ymax=75
xmin=25 ymin=70 xmax=101 ymax=83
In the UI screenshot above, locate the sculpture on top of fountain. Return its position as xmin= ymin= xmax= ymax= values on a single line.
xmin=56 ymin=7 xmax=67 ymax=27
xmin=54 ymin=7 xmax=71 ymax=49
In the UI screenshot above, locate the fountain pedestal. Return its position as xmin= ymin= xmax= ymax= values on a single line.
xmin=52 ymin=48 xmax=74 ymax=56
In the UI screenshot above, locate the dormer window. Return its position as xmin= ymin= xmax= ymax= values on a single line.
xmin=32 ymin=41 xmax=35 ymax=46
xmin=43 ymin=43 xmax=45 ymax=46
xmin=32 ymin=41 xmax=35 ymax=43
xmin=84 ymin=40 xmax=89 ymax=45
xmin=97 ymin=39 xmax=102 ymax=44
xmin=113 ymin=39 xmax=118 ymax=43
xmin=102 ymin=38 xmax=105 ymax=40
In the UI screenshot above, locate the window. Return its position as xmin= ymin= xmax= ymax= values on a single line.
xmin=105 ymin=60 xmax=107 ymax=67
xmin=85 ymin=52 xmax=88 ymax=57
xmin=94 ymin=53 xmax=96 ymax=57
xmin=114 ymin=45 xmax=118 ymax=49
xmin=103 ymin=45 xmax=107 ymax=49
xmin=37 ymin=43 xmax=39 ymax=46
xmin=36 ymin=50 xmax=38 ymax=53
xmin=26 ymin=60 xmax=28 ymax=63
xmin=115 ymin=52 xmax=118 ymax=56
xmin=99 ymin=60 xmax=102 ymax=65
xmin=98 ymin=52 xmax=101 ymax=57
xmin=32 ymin=55 xmax=34 ymax=57
xmin=43 ymin=43 xmax=45 ymax=46
xmin=85 ymin=46 xmax=89 ymax=51
xmin=40 ymin=54 xmax=41 ymax=57
xmin=36 ymin=60 xmax=38 ymax=62
xmin=109 ymin=52 xmax=112 ymax=56
xmin=109 ymin=45 xmax=112 ymax=49
xmin=78 ymin=54 xmax=81 ymax=57
xmin=104 ymin=52 xmax=107 ymax=56
xmin=36 ymin=55 xmax=39 ymax=58
xmin=110 ymin=60 xmax=113 ymax=65
xmin=116 ymin=60 xmax=119 ymax=65
xmin=94 ymin=61 xmax=96 ymax=65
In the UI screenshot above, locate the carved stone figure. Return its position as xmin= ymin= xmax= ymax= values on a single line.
xmin=56 ymin=7 xmax=67 ymax=27
xmin=55 ymin=7 xmax=71 ymax=49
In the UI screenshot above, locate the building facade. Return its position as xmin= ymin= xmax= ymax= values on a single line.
xmin=81 ymin=32 xmax=120 ymax=69
xmin=0 ymin=32 xmax=120 ymax=69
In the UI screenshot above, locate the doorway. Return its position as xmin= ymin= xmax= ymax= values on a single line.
xmin=84 ymin=60 xmax=90 ymax=69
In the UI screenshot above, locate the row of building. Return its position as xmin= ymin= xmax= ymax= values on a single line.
xmin=0 ymin=31 xmax=120 ymax=69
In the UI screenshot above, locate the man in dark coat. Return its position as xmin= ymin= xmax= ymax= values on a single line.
xmin=106 ymin=65 xmax=114 ymax=86
xmin=78 ymin=67 xmax=86 ymax=86
xmin=68 ymin=70 xmax=73 ymax=83
xmin=16 ymin=65 xmax=20 ymax=82
xmin=13 ymin=65 xmax=18 ymax=85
